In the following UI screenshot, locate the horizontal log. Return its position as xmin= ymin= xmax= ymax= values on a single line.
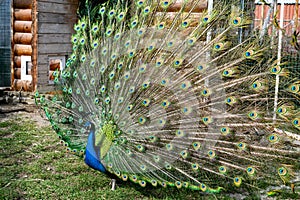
xmin=14 ymin=68 xmax=21 ymax=79
xmin=13 ymin=79 xmax=33 ymax=91
xmin=49 ymin=59 xmax=61 ymax=71
xmin=38 ymin=43 xmax=72 ymax=54
xmin=38 ymin=0 xmax=78 ymax=4
xmin=14 ymin=56 xmax=22 ymax=68
xmin=14 ymin=9 xmax=32 ymax=21
xmin=14 ymin=32 xmax=32 ymax=44
xmin=14 ymin=44 xmax=32 ymax=56
xmin=14 ymin=21 xmax=32 ymax=33
xmin=14 ymin=68 xmax=32 ymax=79
xmin=38 ymin=23 xmax=75 ymax=34
xmin=38 ymin=33 xmax=73 ymax=44
xmin=38 ymin=12 xmax=77 ymax=23
xmin=38 ymin=2 xmax=77 ymax=14
xmin=13 ymin=0 xmax=32 ymax=9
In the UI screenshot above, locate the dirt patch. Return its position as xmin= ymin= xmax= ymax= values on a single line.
xmin=0 ymin=103 xmax=50 ymax=127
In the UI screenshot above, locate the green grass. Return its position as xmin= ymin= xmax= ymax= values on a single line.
xmin=0 ymin=114 xmax=298 ymax=199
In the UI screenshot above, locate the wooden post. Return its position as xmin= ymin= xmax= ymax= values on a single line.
xmin=273 ymin=2 xmax=284 ymax=121
xmin=32 ymin=0 xmax=38 ymax=92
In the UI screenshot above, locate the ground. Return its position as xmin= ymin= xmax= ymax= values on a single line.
xmin=0 ymin=103 xmax=299 ymax=199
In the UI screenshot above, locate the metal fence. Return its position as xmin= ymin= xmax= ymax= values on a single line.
xmin=0 ymin=0 xmax=11 ymax=88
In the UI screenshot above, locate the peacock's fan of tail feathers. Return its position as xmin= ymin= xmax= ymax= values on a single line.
xmin=35 ymin=0 xmax=300 ymax=193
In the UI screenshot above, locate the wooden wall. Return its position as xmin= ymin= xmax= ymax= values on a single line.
xmin=37 ymin=0 xmax=78 ymax=92
xmin=255 ymin=4 xmax=300 ymax=36
xmin=12 ymin=0 xmax=34 ymax=91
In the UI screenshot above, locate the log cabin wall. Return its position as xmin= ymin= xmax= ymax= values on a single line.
xmin=36 ymin=0 xmax=78 ymax=92
xmin=12 ymin=0 xmax=34 ymax=91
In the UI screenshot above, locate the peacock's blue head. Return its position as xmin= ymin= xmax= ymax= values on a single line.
xmin=84 ymin=121 xmax=106 ymax=173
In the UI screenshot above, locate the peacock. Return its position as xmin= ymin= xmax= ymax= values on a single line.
xmin=35 ymin=0 xmax=300 ymax=196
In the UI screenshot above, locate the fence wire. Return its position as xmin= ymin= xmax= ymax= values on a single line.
xmin=0 ymin=0 xmax=11 ymax=87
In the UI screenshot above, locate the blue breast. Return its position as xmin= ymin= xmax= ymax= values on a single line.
xmin=84 ymin=131 xmax=106 ymax=173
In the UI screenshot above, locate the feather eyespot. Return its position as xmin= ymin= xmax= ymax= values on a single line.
xmin=192 ymin=163 xmax=199 ymax=170
xmin=118 ymin=12 xmax=125 ymax=21
xmin=237 ymin=142 xmax=247 ymax=150
xmin=181 ymin=21 xmax=189 ymax=28
xmin=200 ymin=184 xmax=207 ymax=192
xmin=288 ymin=83 xmax=299 ymax=94
xmin=248 ymin=110 xmax=260 ymax=120
xmin=175 ymin=181 xmax=182 ymax=189
xmin=192 ymin=142 xmax=201 ymax=151
xmin=92 ymin=25 xmax=98 ymax=33
xmin=161 ymin=0 xmax=172 ymax=9
xmin=165 ymin=163 xmax=172 ymax=170
xmin=127 ymin=104 xmax=133 ymax=111
xmin=122 ymin=174 xmax=128 ymax=181
xmin=208 ymin=150 xmax=216 ymax=159
xmin=246 ymin=167 xmax=256 ymax=176
xmin=136 ymin=0 xmax=144 ymax=7
xmin=99 ymin=7 xmax=105 ymax=14
xmin=202 ymin=15 xmax=211 ymax=24
xmin=176 ymin=130 xmax=185 ymax=137
xmin=187 ymin=37 xmax=196 ymax=46
xmin=278 ymin=167 xmax=288 ymax=176
xmin=292 ymin=118 xmax=299 ymax=127
xmin=156 ymin=60 xmax=163 ymax=67
xmin=157 ymin=22 xmax=165 ymax=30
xmin=268 ymin=134 xmax=279 ymax=143
xmin=201 ymin=88 xmax=211 ymax=96
xmin=231 ymin=17 xmax=242 ymax=26
xmin=105 ymin=97 xmax=110 ymax=104
xmin=131 ymin=20 xmax=138 ymax=28
xmin=202 ymin=116 xmax=213 ymax=125
xmin=166 ymin=144 xmax=173 ymax=151
xmin=219 ymin=166 xmax=227 ymax=174
xmin=234 ymin=177 xmax=242 ymax=187
xmin=220 ymin=127 xmax=231 ymax=135
xmin=143 ymin=7 xmax=150 ymax=15
xmin=225 ymin=96 xmax=237 ymax=105
xmin=108 ymin=10 xmax=115 ymax=17
xmin=106 ymin=28 xmax=113 ymax=36
xmin=180 ymin=150 xmax=189 ymax=159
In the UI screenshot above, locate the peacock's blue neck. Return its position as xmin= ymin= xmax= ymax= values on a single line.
xmin=84 ymin=129 xmax=106 ymax=173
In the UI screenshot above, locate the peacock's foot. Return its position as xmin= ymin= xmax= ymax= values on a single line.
xmin=110 ymin=179 xmax=117 ymax=191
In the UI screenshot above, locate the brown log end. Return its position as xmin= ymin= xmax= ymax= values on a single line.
xmin=14 ymin=9 xmax=32 ymax=21
xmin=14 ymin=44 xmax=32 ymax=56
xmin=13 ymin=0 xmax=32 ymax=9
xmin=14 ymin=21 xmax=32 ymax=33
xmin=13 ymin=79 xmax=33 ymax=91
xmin=14 ymin=33 xmax=33 ymax=45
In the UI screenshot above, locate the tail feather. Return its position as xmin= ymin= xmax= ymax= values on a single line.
xmin=35 ymin=0 xmax=300 ymax=194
